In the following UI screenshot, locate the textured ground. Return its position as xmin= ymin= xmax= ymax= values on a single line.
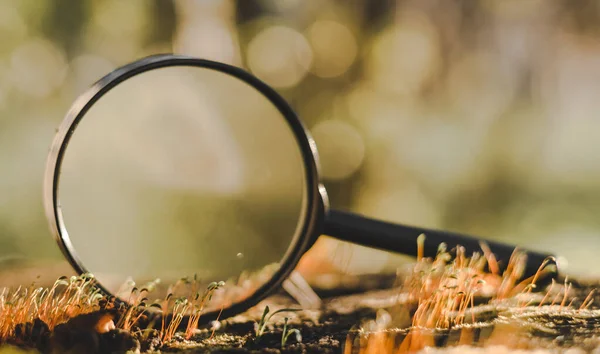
xmin=1 ymin=262 xmax=599 ymax=353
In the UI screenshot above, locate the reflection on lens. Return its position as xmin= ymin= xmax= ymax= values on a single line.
xmin=57 ymin=64 xmax=308 ymax=312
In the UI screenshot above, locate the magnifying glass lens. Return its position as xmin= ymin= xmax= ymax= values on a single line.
xmin=58 ymin=65 xmax=308 ymax=311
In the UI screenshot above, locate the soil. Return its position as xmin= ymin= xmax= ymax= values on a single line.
xmin=2 ymin=273 xmax=600 ymax=354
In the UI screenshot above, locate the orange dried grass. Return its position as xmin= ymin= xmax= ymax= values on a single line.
xmin=345 ymin=236 xmax=593 ymax=354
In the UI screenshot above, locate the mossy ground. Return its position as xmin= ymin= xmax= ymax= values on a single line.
xmin=1 ymin=245 xmax=599 ymax=353
xmin=1 ymin=276 xmax=599 ymax=354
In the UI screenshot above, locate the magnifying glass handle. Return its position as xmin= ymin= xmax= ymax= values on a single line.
xmin=323 ymin=209 xmax=557 ymax=279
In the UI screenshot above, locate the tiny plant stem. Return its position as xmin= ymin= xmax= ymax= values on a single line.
xmin=550 ymin=290 xmax=562 ymax=307
xmin=281 ymin=317 xmax=289 ymax=347
xmin=479 ymin=242 xmax=499 ymax=275
xmin=281 ymin=317 xmax=301 ymax=347
xmin=560 ymin=280 xmax=571 ymax=311
xmin=470 ymin=294 xmax=475 ymax=323
xmin=538 ymin=279 xmax=555 ymax=308
xmin=417 ymin=234 xmax=425 ymax=262
xmin=531 ymin=257 xmax=556 ymax=286
xmin=580 ymin=289 xmax=596 ymax=310
xmin=258 ymin=306 xmax=270 ymax=338
xmin=209 ymin=305 xmax=225 ymax=340
xmin=255 ymin=306 xmax=302 ymax=340
xmin=185 ymin=281 xmax=225 ymax=340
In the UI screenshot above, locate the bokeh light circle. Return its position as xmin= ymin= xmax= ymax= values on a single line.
xmin=10 ymin=38 xmax=67 ymax=98
xmin=174 ymin=20 xmax=238 ymax=64
xmin=367 ymin=13 xmax=439 ymax=95
xmin=307 ymin=21 xmax=357 ymax=78
xmin=247 ymin=26 xmax=312 ymax=88
xmin=310 ymin=120 xmax=365 ymax=180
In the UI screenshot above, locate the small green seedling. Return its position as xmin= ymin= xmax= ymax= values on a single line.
xmin=281 ymin=317 xmax=302 ymax=347
xmin=254 ymin=306 xmax=301 ymax=340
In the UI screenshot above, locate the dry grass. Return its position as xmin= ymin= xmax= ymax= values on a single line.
xmin=405 ymin=236 xmax=556 ymax=329
xmin=0 ymin=274 xmax=102 ymax=341
xmin=345 ymin=235 xmax=597 ymax=353
xmin=0 ymin=273 xmax=225 ymax=348
xmin=147 ymin=276 xmax=225 ymax=342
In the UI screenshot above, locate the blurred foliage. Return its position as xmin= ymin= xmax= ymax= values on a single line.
xmin=1 ymin=0 xmax=600 ymax=279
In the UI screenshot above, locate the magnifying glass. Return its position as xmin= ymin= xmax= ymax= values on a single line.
xmin=43 ymin=54 xmax=557 ymax=324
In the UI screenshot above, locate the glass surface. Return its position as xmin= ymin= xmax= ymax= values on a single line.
xmin=57 ymin=66 xmax=307 ymax=311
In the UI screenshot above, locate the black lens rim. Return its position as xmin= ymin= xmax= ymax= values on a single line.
xmin=43 ymin=54 xmax=323 ymax=322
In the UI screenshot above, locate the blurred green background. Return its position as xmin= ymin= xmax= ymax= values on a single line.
xmin=1 ymin=0 xmax=600 ymax=283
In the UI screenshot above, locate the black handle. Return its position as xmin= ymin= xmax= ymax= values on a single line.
xmin=323 ymin=209 xmax=556 ymax=278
